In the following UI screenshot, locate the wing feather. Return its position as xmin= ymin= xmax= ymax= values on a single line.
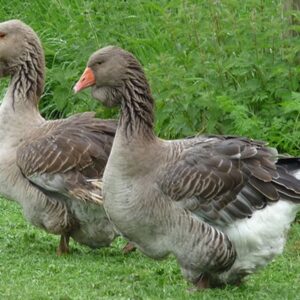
xmin=17 ymin=113 xmax=116 ymax=204
xmin=159 ymin=135 xmax=300 ymax=226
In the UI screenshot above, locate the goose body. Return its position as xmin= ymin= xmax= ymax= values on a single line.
xmin=75 ymin=46 xmax=300 ymax=288
xmin=0 ymin=20 xmax=118 ymax=253
xmin=104 ymin=133 xmax=299 ymax=285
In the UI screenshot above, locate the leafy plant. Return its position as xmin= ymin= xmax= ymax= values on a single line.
xmin=0 ymin=0 xmax=299 ymax=154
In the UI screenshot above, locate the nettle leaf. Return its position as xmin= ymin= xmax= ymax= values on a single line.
xmin=5 ymin=0 xmax=297 ymax=156
xmin=280 ymin=93 xmax=300 ymax=113
xmin=292 ymin=92 xmax=300 ymax=102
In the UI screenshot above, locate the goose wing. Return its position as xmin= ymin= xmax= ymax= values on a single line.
xmin=17 ymin=112 xmax=116 ymax=204
xmin=159 ymin=135 xmax=300 ymax=225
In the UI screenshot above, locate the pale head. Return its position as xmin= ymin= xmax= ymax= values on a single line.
xmin=74 ymin=46 xmax=145 ymax=107
xmin=0 ymin=19 xmax=42 ymax=77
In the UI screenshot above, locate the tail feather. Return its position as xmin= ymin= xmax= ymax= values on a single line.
xmin=274 ymin=158 xmax=300 ymax=202
xmin=277 ymin=158 xmax=300 ymax=179
xmin=67 ymin=178 xmax=104 ymax=205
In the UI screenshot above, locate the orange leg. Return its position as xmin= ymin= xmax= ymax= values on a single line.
xmin=122 ymin=242 xmax=136 ymax=254
xmin=56 ymin=234 xmax=70 ymax=256
xmin=195 ymin=276 xmax=210 ymax=289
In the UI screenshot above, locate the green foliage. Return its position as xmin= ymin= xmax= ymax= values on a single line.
xmin=0 ymin=2 xmax=299 ymax=298
xmin=0 ymin=0 xmax=299 ymax=154
xmin=0 ymin=199 xmax=300 ymax=299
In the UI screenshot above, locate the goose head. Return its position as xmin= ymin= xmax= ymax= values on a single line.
xmin=0 ymin=20 xmax=41 ymax=77
xmin=74 ymin=46 xmax=147 ymax=107
xmin=0 ymin=20 xmax=45 ymax=105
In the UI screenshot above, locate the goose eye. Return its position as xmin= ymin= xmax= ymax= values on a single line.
xmin=0 ymin=32 xmax=6 ymax=38
xmin=97 ymin=61 xmax=103 ymax=66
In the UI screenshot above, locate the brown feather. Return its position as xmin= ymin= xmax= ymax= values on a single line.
xmin=159 ymin=135 xmax=300 ymax=226
xmin=17 ymin=113 xmax=117 ymax=204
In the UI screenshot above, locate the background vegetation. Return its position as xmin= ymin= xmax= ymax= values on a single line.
xmin=0 ymin=0 xmax=299 ymax=154
xmin=0 ymin=199 xmax=299 ymax=300
xmin=0 ymin=0 xmax=299 ymax=299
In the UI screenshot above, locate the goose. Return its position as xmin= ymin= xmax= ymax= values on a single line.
xmin=0 ymin=20 xmax=122 ymax=255
xmin=74 ymin=46 xmax=300 ymax=288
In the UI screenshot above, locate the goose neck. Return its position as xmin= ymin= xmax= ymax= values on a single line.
xmin=2 ymin=40 xmax=45 ymax=111
xmin=118 ymin=78 xmax=155 ymax=141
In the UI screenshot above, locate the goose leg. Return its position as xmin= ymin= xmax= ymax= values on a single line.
xmin=122 ymin=242 xmax=136 ymax=254
xmin=194 ymin=274 xmax=211 ymax=289
xmin=56 ymin=234 xmax=70 ymax=255
xmin=193 ymin=274 xmax=243 ymax=289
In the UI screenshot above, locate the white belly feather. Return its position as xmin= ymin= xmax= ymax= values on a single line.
xmin=293 ymin=170 xmax=300 ymax=180
xmin=219 ymin=200 xmax=299 ymax=283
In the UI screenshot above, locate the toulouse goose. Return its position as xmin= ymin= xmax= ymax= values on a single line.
xmin=0 ymin=20 xmax=120 ymax=255
xmin=74 ymin=46 xmax=300 ymax=288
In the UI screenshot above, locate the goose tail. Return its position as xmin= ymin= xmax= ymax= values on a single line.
xmin=277 ymin=158 xmax=300 ymax=180
xmin=273 ymin=158 xmax=300 ymax=203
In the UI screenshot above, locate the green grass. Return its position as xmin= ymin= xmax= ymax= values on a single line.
xmin=0 ymin=199 xmax=300 ymax=300
xmin=0 ymin=0 xmax=299 ymax=154
xmin=0 ymin=1 xmax=299 ymax=299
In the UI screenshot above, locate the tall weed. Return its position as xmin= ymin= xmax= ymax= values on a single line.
xmin=0 ymin=0 xmax=299 ymax=154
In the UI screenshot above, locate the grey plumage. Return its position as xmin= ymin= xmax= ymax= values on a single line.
xmin=17 ymin=113 xmax=116 ymax=205
xmin=0 ymin=20 xmax=118 ymax=254
xmin=75 ymin=45 xmax=300 ymax=288
xmin=160 ymin=136 xmax=300 ymax=226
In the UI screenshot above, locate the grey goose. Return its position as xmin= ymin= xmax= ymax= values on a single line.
xmin=74 ymin=46 xmax=300 ymax=289
xmin=0 ymin=20 xmax=119 ymax=255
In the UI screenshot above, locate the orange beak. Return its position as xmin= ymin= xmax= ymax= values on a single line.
xmin=73 ymin=67 xmax=96 ymax=93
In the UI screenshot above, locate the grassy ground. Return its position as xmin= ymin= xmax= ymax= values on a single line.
xmin=0 ymin=1 xmax=299 ymax=299
xmin=0 ymin=199 xmax=299 ymax=300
